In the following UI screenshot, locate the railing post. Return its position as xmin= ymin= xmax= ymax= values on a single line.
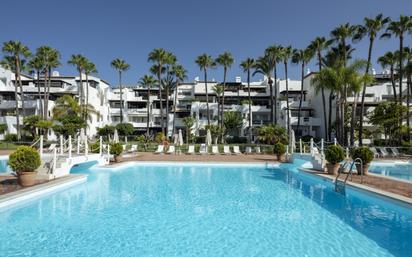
xmin=39 ymin=135 xmax=44 ymax=158
xmin=53 ymin=148 xmax=57 ymax=174
xmin=310 ymin=138 xmax=314 ymax=157
xmin=77 ymin=136 xmax=80 ymax=155
xmin=334 ymin=137 xmax=337 ymax=146
xmin=85 ymin=138 xmax=88 ymax=157
xmin=68 ymin=135 xmax=72 ymax=159
xmin=99 ymin=136 xmax=103 ymax=156
xmin=299 ymin=139 xmax=303 ymax=155
xmin=60 ymin=135 xmax=64 ymax=155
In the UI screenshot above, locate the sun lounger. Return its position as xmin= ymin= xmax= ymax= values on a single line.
xmin=233 ymin=146 xmax=241 ymax=155
xmin=166 ymin=145 xmax=175 ymax=154
xmin=187 ymin=145 xmax=195 ymax=155
xmin=255 ymin=146 xmax=261 ymax=154
xmin=199 ymin=144 xmax=208 ymax=154
xmin=154 ymin=145 xmax=164 ymax=154
xmin=223 ymin=145 xmax=231 ymax=155
xmin=211 ymin=145 xmax=219 ymax=155
xmin=377 ymin=147 xmax=389 ymax=158
xmin=389 ymin=147 xmax=399 ymax=157
xmin=245 ymin=146 xmax=252 ymax=154
xmin=369 ymin=147 xmax=380 ymax=158
xmin=126 ymin=144 xmax=138 ymax=153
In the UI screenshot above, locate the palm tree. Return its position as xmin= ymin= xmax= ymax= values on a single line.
xmin=212 ymin=83 xmax=224 ymax=136
xmin=182 ymin=116 xmax=194 ymax=143
xmin=52 ymin=95 xmax=99 ymax=123
xmin=110 ymin=58 xmax=130 ymax=124
xmin=292 ymin=47 xmax=314 ymax=137
xmin=195 ymin=54 xmax=215 ymax=126
xmin=84 ymin=60 xmax=97 ymax=121
xmin=281 ymin=46 xmax=293 ymax=136
xmin=148 ymin=48 xmax=168 ymax=135
xmin=216 ymin=52 xmax=234 ymax=131
xmin=171 ymin=64 xmax=187 ymax=135
xmin=27 ymin=56 xmax=45 ymax=119
xmin=330 ymin=23 xmax=356 ymax=66
xmin=377 ymin=52 xmax=397 ymax=103
xmin=308 ymin=37 xmax=331 ymax=140
xmin=163 ymin=52 xmax=177 ymax=137
xmin=38 ymin=46 xmax=60 ymax=119
xmin=1 ymin=41 xmax=31 ymax=140
xmin=240 ymin=58 xmax=255 ymax=143
xmin=403 ymin=47 xmax=412 ymax=142
xmin=139 ymin=75 xmax=156 ymax=138
xmin=68 ymin=54 xmax=87 ymax=105
xmin=353 ymin=13 xmax=390 ymax=145
xmin=265 ymin=45 xmax=283 ymax=123
xmin=252 ymin=55 xmax=276 ymax=124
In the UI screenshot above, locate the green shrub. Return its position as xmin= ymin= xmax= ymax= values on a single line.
xmin=325 ymin=145 xmax=345 ymax=164
xmin=8 ymin=146 xmax=41 ymax=173
xmin=115 ymin=123 xmax=134 ymax=136
xmin=226 ymin=136 xmax=247 ymax=144
xmin=154 ymin=132 xmax=166 ymax=143
xmin=273 ymin=142 xmax=286 ymax=155
xmin=4 ymin=133 xmax=18 ymax=142
xmin=90 ymin=142 xmax=101 ymax=153
xmin=109 ymin=142 xmax=123 ymax=156
xmin=351 ymin=146 xmax=374 ymax=164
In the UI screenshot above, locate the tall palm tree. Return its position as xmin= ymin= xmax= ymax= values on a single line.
xmin=171 ymin=64 xmax=187 ymax=135
xmin=39 ymin=46 xmax=60 ymax=119
xmin=27 ymin=56 xmax=45 ymax=119
xmin=240 ymin=58 xmax=255 ymax=143
xmin=84 ymin=60 xmax=97 ymax=122
xmin=148 ymin=48 xmax=168 ymax=135
xmin=265 ymin=45 xmax=283 ymax=124
xmin=68 ymin=54 xmax=87 ymax=105
xmin=403 ymin=47 xmax=412 ymax=142
xmin=216 ymin=52 xmax=234 ymax=131
xmin=308 ymin=37 xmax=331 ymax=140
xmin=163 ymin=52 xmax=177 ymax=137
xmin=353 ymin=13 xmax=390 ymax=145
xmin=212 ymin=83 xmax=224 ymax=137
xmin=252 ymin=55 xmax=276 ymax=125
xmin=52 ymin=94 xmax=99 ymax=123
xmin=139 ymin=75 xmax=156 ymax=138
xmin=1 ymin=41 xmax=31 ymax=140
xmin=195 ymin=54 xmax=215 ymax=126
xmin=377 ymin=52 xmax=397 ymax=103
xmin=281 ymin=46 xmax=293 ymax=136
xmin=110 ymin=58 xmax=130 ymax=124
xmin=292 ymin=47 xmax=314 ymax=137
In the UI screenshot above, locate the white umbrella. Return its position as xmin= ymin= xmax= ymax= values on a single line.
xmin=173 ymin=133 xmax=178 ymax=145
xmin=113 ymin=129 xmax=119 ymax=143
xmin=178 ymin=129 xmax=184 ymax=146
xmin=206 ymin=129 xmax=212 ymax=146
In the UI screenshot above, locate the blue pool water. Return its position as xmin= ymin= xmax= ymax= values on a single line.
xmin=0 ymin=156 xmax=11 ymax=173
xmin=1 ymin=163 xmax=412 ymax=257
xmin=369 ymin=162 xmax=412 ymax=181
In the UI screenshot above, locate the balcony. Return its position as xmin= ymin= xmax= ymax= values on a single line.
xmin=290 ymin=117 xmax=321 ymax=126
xmin=346 ymin=96 xmax=380 ymax=103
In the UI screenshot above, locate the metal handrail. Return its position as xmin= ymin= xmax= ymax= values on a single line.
xmin=335 ymin=158 xmax=364 ymax=193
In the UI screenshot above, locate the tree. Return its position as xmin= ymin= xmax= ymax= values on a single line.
xmin=53 ymin=114 xmax=86 ymax=138
xmin=253 ymin=55 xmax=276 ymax=124
xmin=265 ymin=45 xmax=283 ymax=123
xmin=308 ymin=37 xmax=331 ymax=140
xmin=171 ymin=64 xmax=187 ymax=135
xmin=1 ymin=40 xmax=31 ymax=140
xmin=23 ymin=115 xmax=41 ymax=138
xmin=330 ymin=23 xmax=356 ymax=66
xmin=212 ymin=83 xmax=224 ymax=136
xmin=216 ymin=52 xmax=234 ymax=131
xmin=377 ymin=52 xmax=397 ymax=103
xmin=195 ymin=54 xmax=215 ymax=127
xmin=52 ymin=95 xmax=98 ymax=124
xmin=0 ymin=124 xmax=7 ymax=134
xmin=205 ymin=124 xmax=221 ymax=144
xmin=111 ymin=58 xmax=130 ymax=124
xmin=84 ymin=59 xmax=98 ymax=120
xmin=404 ymin=47 xmax=412 ymax=142
xmin=353 ymin=13 xmax=390 ymax=145
xmin=27 ymin=56 xmax=45 ymax=118
xmin=223 ymin=111 xmax=243 ymax=137
xmin=36 ymin=119 xmax=53 ymax=140
xmin=281 ymin=46 xmax=293 ymax=136
xmin=182 ymin=116 xmax=194 ymax=143
xmin=97 ymin=125 xmax=115 ymax=141
xmin=68 ymin=54 xmax=87 ymax=106
xmin=139 ymin=75 xmax=157 ymax=138
xmin=240 ymin=58 xmax=255 ymax=143
xmin=115 ymin=123 xmax=134 ymax=139
xmin=163 ymin=52 xmax=177 ymax=137
xmin=257 ymin=124 xmax=288 ymax=145
xmin=292 ymin=47 xmax=314 ymax=137
xmin=148 ymin=48 xmax=168 ymax=135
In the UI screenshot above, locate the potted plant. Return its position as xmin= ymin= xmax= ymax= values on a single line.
xmin=110 ymin=142 xmax=123 ymax=162
xmin=324 ymin=145 xmax=345 ymax=175
xmin=351 ymin=146 xmax=374 ymax=175
xmin=273 ymin=142 xmax=286 ymax=162
xmin=8 ymin=146 xmax=41 ymax=187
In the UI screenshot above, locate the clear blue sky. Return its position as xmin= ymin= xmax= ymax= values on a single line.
xmin=1 ymin=0 xmax=411 ymax=86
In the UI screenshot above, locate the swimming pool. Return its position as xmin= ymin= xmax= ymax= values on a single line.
xmin=0 ymin=156 xmax=11 ymax=173
xmin=369 ymin=162 xmax=412 ymax=181
xmin=0 ymin=162 xmax=411 ymax=257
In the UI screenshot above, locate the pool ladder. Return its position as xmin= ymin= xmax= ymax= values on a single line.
xmin=334 ymin=158 xmax=363 ymax=195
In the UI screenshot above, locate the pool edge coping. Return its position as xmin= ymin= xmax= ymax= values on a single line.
xmin=0 ymin=174 xmax=87 ymax=211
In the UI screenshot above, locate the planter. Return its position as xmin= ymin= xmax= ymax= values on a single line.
xmin=17 ymin=171 xmax=38 ymax=187
xmin=114 ymin=155 xmax=123 ymax=163
xmin=277 ymin=154 xmax=286 ymax=162
xmin=356 ymin=163 xmax=369 ymax=175
xmin=326 ymin=163 xmax=340 ymax=175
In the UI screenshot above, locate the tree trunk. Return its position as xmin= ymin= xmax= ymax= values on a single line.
xmin=46 ymin=67 xmax=52 ymax=120
xmin=297 ymin=62 xmax=304 ymax=137
xmin=328 ymin=91 xmax=333 ymax=140
xmin=119 ymin=71 xmax=123 ymax=124
xmin=390 ymin=66 xmax=397 ymax=104
xmin=220 ymin=68 xmax=226 ymax=143
xmin=407 ymin=73 xmax=411 ymax=142
xmin=398 ymin=35 xmax=404 ymax=145
xmin=158 ymin=67 xmax=164 ymax=135
xmin=247 ymin=69 xmax=252 ymax=143
xmin=172 ymin=81 xmax=179 ymax=136
xmin=359 ymin=37 xmax=374 ymax=146
xmin=36 ymin=71 xmax=43 ymax=119
xmin=318 ymin=51 xmax=328 ymax=141
xmin=13 ymin=72 xmax=21 ymax=140
xmin=350 ymin=92 xmax=358 ymax=146
xmin=274 ymin=65 xmax=278 ymax=124
xmin=204 ymin=69 xmax=210 ymax=126
xmin=146 ymin=85 xmax=151 ymax=138
xmin=166 ymin=85 xmax=170 ymax=138
xmin=15 ymin=58 xmax=25 ymax=120
xmin=269 ymin=71 xmax=274 ymax=124
xmin=284 ymin=62 xmax=290 ymax=136
xmin=85 ymin=73 xmax=89 ymax=135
